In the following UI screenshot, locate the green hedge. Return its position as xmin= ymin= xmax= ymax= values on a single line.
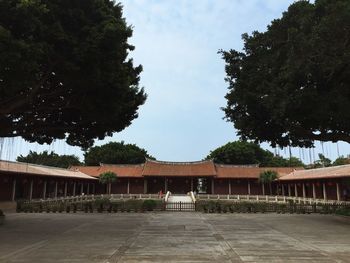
xmin=335 ymin=207 xmax=350 ymax=216
xmin=16 ymin=199 xmax=164 ymax=213
xmin=195 ymin=200 xmax=347 ymax=214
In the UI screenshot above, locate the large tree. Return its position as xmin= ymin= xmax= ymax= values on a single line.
xmin=0 ymin=0 xmax=146 ymax=149
xmin=220 ymin=0 xmax=350 ymax=148
xmin=205 ymin=141 xmax=304 ymax=167
xmin=84 ymin=141 xmax=155 ymax=165
xmin=17 ymin=150 xmax=81 ymax=168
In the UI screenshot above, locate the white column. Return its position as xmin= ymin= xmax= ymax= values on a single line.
xmin=288 ymin=184 xmax=291 ymax=196
xmin=312 ymin=183 xmax=316 ymax=199
xmin=144 ymin=179 xmax=147 ymax=194
xmin=228 ymin=179 xmax=231 ymax=195
xmin=323 ymin=183 xmax=327 ymax=200
xmin=64 ymin=182 xmax=68 ymax=197
xmin=262 ymin=183 xmax=265 ymax=195
xmin=12 ymin=179 xmax=16 ymax=201
xmin=43 ymin=181 xmax=47 ymax=199
xmin=54 ymin=182 xmax=58 ymax=198
xmin=127 ymin=179 xmax=130 ymax=194
xmin=302 ymin=183 xmax=306 ymax=198
xmin=248 ymin=181 xmax=251 ymax=195
xmin=211 ymin=178 xmax=215 ymax=194
xmin=294 ymin=184 xmax=298 ymax=197
xmin=73 ymin=182 xmax=76 ymax=196
xmin=336 ymin=183 xmax=340 ymax=201
xmin=190 ymin=178 xmax=194 ymax=192
xmin=29 ymin=180 xmax=33 ymax=201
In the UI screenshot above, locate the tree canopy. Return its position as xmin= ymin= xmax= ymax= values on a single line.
xmin=84 ymin=141 xmax=155 ymax=165
xmin=220 ymin=0 xmax=350 ymax=148
xmin=205 ymin=141 xmax=304 ymax=167
xmin=0 ymin=0 xmax=146 ymax=149
xmin=16 ymin=150 xmax=81 ymax=168
xmin=308 ymin=153 xmax=350 ymax=168
xmin=333 ymin=156 xmax=350 ymax=166
xmin=259 ymin=170 xmax=278 ymax=184
xmin=99 ymin=171 xmax=117 ymax=185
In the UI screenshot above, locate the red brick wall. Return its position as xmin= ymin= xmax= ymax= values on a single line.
xmin=213 ymin=179 xmax=229 ymax=194
xmin=250 ymin=181 xmax=262 ymax=195
xmin=112 ymin=178 xmax=128 ymax=194
xmin=230 ymin=180 xmax=249 ymax=195
xmin=129 ymin=178 xmax=144 ymax=194
xmin=147 ymin=177 xmax=165 ymax=194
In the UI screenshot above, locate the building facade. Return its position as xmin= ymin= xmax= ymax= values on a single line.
xmin=1 ymin=159 xmax=350 ymax=201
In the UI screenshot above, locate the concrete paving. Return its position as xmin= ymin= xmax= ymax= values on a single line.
xmin=0 ymin=212 xmax=350 ymax=262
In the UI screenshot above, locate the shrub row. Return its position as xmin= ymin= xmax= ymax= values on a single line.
xmin=195 ymin=200 xmax=349 ymax=214
xmin=335 ymin=207 xmax=350 ymax=216
xmin=17 ymin=199 xmax=164 ymax=213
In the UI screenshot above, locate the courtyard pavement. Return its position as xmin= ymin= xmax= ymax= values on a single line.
xmin=0 ymin=212 xmax=350 ymax=262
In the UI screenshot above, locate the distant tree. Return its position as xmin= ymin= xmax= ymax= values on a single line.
xmin=0 ymin=0 xmax=146 ymax=148
xmin=313 ymin=153 xmax=332 ymax=168
xmin=205 ymin=141 xmax=304 ymax=167
xmin=17 ymin=150 xmax=81 ymax=168
xmin=84 ymin=141 xmax=155 ymax=165
xmin=205 ymin=141 xmax=272 ymax=165
xmin=333 ymin=156 xmax=350 ymax=166
xmin=220 ymin=0 xmax=350 ymax=148
xmin=259 ymin=170 xmax=278 ymax=195
xmin=267 ymin=156 xmax=304 ymax=167
xmin=99 ymin=171 xmax=117 ymax=194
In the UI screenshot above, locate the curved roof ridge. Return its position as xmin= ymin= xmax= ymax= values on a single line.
xmin=215 ymin=163 xmax=259 ymax=168
xmin=302 ymin=164 xmax=350 ymax=172
xmin=145 ymin=158 xmax=214 ymax=165
xmin=100 ymin=163 xmax=144 ymax=167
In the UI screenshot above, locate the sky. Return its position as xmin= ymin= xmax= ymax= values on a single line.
xmin=1 ymin=0 xmax=349 ymax=163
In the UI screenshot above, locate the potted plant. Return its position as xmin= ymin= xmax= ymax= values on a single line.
xmin=0 ymin=210 xmax=5 ymax=225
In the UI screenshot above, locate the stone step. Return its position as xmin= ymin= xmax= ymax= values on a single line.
xmin=168 ymin=195 xmax=192 ymax=203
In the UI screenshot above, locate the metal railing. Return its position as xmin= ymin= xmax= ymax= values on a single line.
xmin=165 ymin=201 xmax=195 ymax=212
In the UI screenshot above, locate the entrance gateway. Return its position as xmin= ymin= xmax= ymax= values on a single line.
xmin=165 ymin=193 xmax=195 ymax=211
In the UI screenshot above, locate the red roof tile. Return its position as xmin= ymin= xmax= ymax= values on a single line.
xmin=71 ymin=164 xmax=144 ymax=178
xmin=215 ymin=164 xmax=300 ymax=179
xmin=142 ymin=159 xmax=216 ymax=177
xmin=279 ymin=165 xmax=350 ymax=181
xmin=0 ymin=160 xmax=96 ymax=180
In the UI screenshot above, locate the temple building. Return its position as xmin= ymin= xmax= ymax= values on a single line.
xmin=1 ymin=159 xmax=350 ymax=201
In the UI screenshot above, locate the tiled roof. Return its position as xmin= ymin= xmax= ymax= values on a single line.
xmin=71 ymin=164 xmax=144 ymax=178
xmin=279 ymin=165 xmax=350 ymax=181
xmin=215 ymin=165 xmax=299 ymax=179
xmin=0 ymin=160 xmax=96 ymax=180
xmin=142 ymin=159 xmax=216 ymax=177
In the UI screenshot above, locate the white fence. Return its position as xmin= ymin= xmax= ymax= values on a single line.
xmin=196 ymin=194 xmax=350 ymax=205
xmin=26 ymin=193 xmax=161 ymax=204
